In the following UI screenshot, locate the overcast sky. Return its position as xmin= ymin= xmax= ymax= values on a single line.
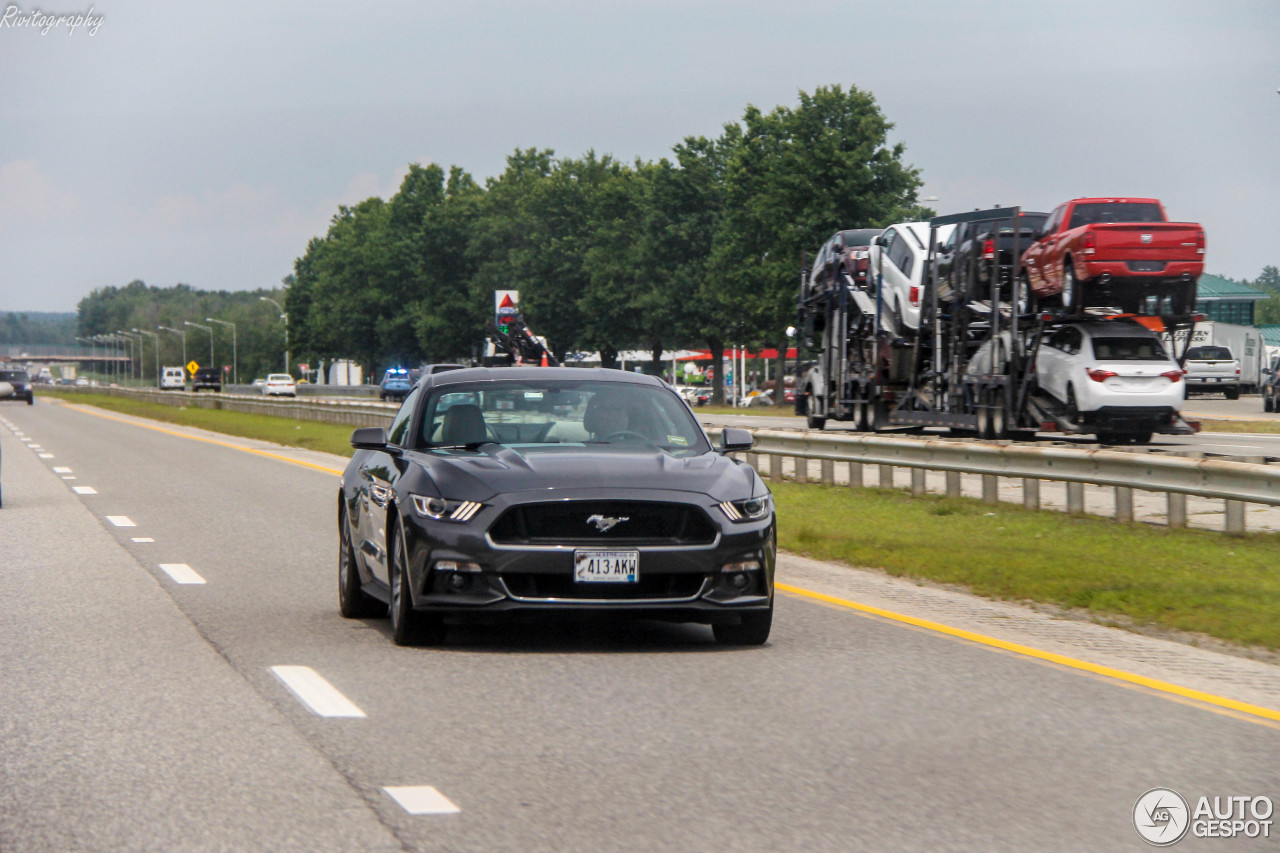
xmin=2 ymin=0 xmax=1277 ymax=313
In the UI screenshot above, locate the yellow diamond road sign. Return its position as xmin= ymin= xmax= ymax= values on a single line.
xmin=186 ymin=360 xmax=200 ymax=376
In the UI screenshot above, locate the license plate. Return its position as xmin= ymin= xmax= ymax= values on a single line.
xmin=573 ymin=550 xmax=638 ymax=583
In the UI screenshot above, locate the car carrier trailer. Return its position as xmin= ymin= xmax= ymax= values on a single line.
xmin=795 ymin=207 xmax=1201 ymax=442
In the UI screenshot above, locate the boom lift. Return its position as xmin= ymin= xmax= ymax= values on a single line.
xmin=795 ymin=207 xmax=1199 ymax=442
xmin=482 ymin=316 xmax=559 ymax=367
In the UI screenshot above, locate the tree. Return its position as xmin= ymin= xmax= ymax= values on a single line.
xmin=709 ymin=85 xmax=930 ymax=403
xmin=1250 ymin=265 xmax=1280 ymax=325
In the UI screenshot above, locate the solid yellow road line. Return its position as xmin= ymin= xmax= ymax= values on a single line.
xmin=53 ymin=400 xmax=345 ymax=476
xmin=777 ymin=582 xmax=1280 ymax=725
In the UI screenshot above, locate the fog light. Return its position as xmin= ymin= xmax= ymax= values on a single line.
xmin=729 ymin=573 xmax=751 ymax=591
xmin=434 ymin=560 xmax=481 ymax=573
xmin=447 ymin=573 xmax=468 ymax=591
xmin=721 ymin=559 xmax=761 ymax=573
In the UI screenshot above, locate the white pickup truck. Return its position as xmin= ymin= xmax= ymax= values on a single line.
xmin=1183 ymin=345 xmax=1241 ymax=399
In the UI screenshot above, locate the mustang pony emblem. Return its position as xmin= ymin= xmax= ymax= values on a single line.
xmin=586 ymin=514 xmax=629 ymax=532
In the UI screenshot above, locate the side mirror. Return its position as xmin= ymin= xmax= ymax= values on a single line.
xmin=719 ymin=427 xmax=754 ymax=453
xmin=875 ymin=235 xmax=888 ymax=247
xmin=350 ymin=426 xmax=389 ymax=450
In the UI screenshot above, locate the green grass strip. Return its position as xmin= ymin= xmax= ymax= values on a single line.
xmin=774 ymin=480 xmax=1280 ymax=650
xmin=46 ymin=390 xmax=1280 ymax=650
xmin=46 ymin=391 xmax=357 ymax=458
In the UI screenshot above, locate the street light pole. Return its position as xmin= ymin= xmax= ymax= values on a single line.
xmin=118 ymin=331 xmax=143 ymax=384
xmin=184 ymin=320 xmax=214 ymax=368
xmin=157 ymin=326 xmax=187 ymax=378
xmin=75 ymin=337 xmax=96 ymax=383
xmin=260 ymin=296 xmax=289 ymax=375
xmin=206 ymin=318 xmax=237 ymax=386
xmin=133 ymin=328 xmax=160 ymax=387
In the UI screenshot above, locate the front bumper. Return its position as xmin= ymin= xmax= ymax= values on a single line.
xmin=400 ymin=495 xmax=776 ymax=625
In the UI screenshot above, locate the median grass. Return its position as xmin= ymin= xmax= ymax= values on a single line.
xmin=1192 ymin=418 xmax=1280 ymax=435
xmin=44 ymin=391 xmax=358 ymax=458
xmin=774 ymin=480 xmax=1280 ymax=651
xmin=45 ymin=390 xmax=1280 ymax=651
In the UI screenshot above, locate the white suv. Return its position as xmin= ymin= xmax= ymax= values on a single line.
xmin=869 ymin=221 xmax=954 ymax=335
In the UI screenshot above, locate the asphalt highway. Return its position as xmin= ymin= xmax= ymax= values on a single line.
xmin=2 ymin=398 xmax=1278 ymax=851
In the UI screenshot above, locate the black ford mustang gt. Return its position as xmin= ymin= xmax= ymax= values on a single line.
xmin=338 ymin=367 xmax=775 ymax=646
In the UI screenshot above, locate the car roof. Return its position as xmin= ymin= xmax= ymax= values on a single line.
xmin=1065 ymin=320 xmax=1162 ymax=339
xmin=426 ymin=366 xmax=665 ymax=389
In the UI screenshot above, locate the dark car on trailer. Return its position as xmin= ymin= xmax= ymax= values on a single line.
xmin=337 ymin=367 xmax=775 ymax=646
xmin=936 ymin=211 xmax=1046 ymax=302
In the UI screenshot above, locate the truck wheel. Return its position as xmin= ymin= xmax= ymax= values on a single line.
xmin=805 ymin=393 xmax=826 ymax=431
xmin=1062 ymin=263 xmax=1080 ymax=314
xmin=1225 ymin=387 xmax=1240 ymax=401
xmin=1173 ymin=281 xmax=1195 ymax=315
xmin=1130 ymin=431 xmax=1153 ymax=445
xmin=989 ymin=389 xmax=1007 ymax=440
xmin=1266 ymin=394 xmax=1274 ymax=413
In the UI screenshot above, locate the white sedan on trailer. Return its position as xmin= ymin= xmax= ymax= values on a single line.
xmin=1035 ymin=320 xmax=1185 ymax=444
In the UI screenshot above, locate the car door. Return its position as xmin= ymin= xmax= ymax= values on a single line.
xmin=1024 ymin=205 xmax=1063 ymax=294
xmin=1037 ymin=327 xmax=1070 ymax=401
xmin=357 ymin=384 xmax=421 ymax=587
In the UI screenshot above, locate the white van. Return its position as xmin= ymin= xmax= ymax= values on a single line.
xmin=160 ymin=366 xmax=185 ymax=390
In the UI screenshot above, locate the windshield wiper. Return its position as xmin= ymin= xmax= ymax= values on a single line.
xmin=432 ymin=441 xmax=500 ymax=451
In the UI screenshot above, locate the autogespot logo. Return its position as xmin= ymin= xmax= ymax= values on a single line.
xmin=1134 ymin=788 xmax=1190 ymax=846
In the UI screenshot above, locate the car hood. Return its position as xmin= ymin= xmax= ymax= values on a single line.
xmin=410 ymin=445 xmax=758 ymax=503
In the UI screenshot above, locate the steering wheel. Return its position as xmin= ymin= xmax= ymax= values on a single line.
xmin=602 ymin=430 xmax=649 ymax=443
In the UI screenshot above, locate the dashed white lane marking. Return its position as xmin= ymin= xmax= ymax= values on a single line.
xmin=269 ymin=666 xmax=366 ymax=718
xmin=60 ymin=476 xmax=76 ymax=480
xmin=106 ymin=516 xmax=136 ymax=527
xmin=38 ymin=453 xmax=53 ymax=459
xmin=158 ymin=563 xmax=206 ymax=585
xmin=131 ymin=537 xmax=155 ymax=543
xmin=29 ymin=444 xmax=42 ymax=449
xmin=72 ymin=486 xmax=97 ymax=495
xmin=19 ymin=437 xmax=31 ymax=442
xmin=383 ymin=786 xmax=460 ymax=815
xmin=52 ymin=467 xmax=71 ymax=473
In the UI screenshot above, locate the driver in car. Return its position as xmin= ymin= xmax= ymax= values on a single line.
xmin=583 ymin=390 xmax=654 ymax=441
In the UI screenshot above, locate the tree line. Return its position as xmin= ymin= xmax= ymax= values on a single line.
xmin=285 ymin=84 xmax=930 ymax=402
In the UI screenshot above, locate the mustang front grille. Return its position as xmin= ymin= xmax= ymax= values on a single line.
xmin=489 ymin=501 xmax=718 ymax=546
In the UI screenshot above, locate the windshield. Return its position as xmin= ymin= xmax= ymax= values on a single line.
xmin=1090 ymin=336 xmax=1169 ymax=361
xmin=1068 ymin=202 xmax=1164 ymax=228
xmin=420 ymin=379 xmax=709 ymax=455
xmin=840 ymin=229 xmax=881 ymax=247
xmin=1185 ymin=346 xmax=1233 ymax=360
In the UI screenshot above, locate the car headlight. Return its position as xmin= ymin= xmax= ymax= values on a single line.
xmin=719 ymin=495 xmax=771 ymax=522
xmin=411 ymin=494 xmax=484 ymax=522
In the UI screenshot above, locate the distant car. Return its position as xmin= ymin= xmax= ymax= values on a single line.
xmin=1182 ymin=345 xmax=1241 ymax=400
xmin=379 ymin=368 xmax=414 ymax=402
xmin=160 ymin=366 xmax=185 ymax=390
xmin=191 ymin=367 xmax=223 ymax=392
xmin=674 ymin=385 xmax=711 ymax=406
xmin=263 ymin=373 xmax=297 ymax=397
xmin=1035 ymin=320 xmax=1185 ymax=444
xmin=338 ymin=367 xmax=775 ymax=646
xmin=251 ymin=378 xmax=266 ymax=387
xmin=869 ymin=221 xmax=956 ymax=335
xmin=0 ymin=370 xmax=34 ymax=405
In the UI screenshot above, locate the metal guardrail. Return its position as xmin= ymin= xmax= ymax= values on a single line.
xmin=60 ymin=387 xmax=1278 ymax=534
xmin=62 ymin=386 xmax=396 ymax=428
xmin=710 ymin=427 xmax=1279 ymax=534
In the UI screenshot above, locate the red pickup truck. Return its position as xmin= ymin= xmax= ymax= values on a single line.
xmin=1019 ymin=198 xmax=1205 ymax=315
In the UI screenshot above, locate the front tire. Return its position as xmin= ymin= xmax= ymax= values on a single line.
xmin=1225 ymin=387 xmax=1240 ymax=401
xmin=388 ymin=521 xmax=444 ymax=646
xmin=1062 ymin=262 xmax=1080 ymax=315
xmin=338 ymin=505 xmax=380 ymax=618
xmin=713 ymin=604 xmax=772 ymax=646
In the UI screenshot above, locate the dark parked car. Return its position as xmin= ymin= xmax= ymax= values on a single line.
xmin=936 ymin=211 xmax=1046 ymax=302
xmin=191 ymin=367 xmax=223 ymax=392
xmin=338 ymin=367 xmax=776 ymax=646
xmin=0 ymin=369 xmax=34 ymax=405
